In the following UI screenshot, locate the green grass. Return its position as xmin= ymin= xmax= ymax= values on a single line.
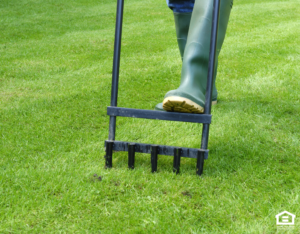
xmin=1 ymin=0 xmax=300 ymax=233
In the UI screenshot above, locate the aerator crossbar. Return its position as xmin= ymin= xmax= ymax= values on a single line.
xmin=107 ymin=107 xmax=212 ymax=123
xmin=105 ymin=0 xmax=221 ymax=175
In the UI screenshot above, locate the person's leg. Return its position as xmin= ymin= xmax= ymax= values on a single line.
xmin=155 ymin=1 xmax=193 ymax=111
xmin=162 ymin=0 xmax=233 ymax=113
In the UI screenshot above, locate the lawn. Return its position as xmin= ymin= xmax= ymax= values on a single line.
xmin=1 ymin=0 xmax=300 ymax=233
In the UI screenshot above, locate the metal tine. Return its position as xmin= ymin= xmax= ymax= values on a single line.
xmin=151 ymin=145 xmax=158 ymax=173
xmin=128 ymin=143 xmax=135 ymax=169
xmin=105 ymin=141 xmax=113 ymax=168
xmin=173 ymin=148 xmax=181 ymax=174
xmin=196 ymin=150 xmax=205 ymax=176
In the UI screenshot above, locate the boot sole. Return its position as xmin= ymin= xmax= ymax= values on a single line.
xmin=163 ymin=96 xmax=204 ymax=114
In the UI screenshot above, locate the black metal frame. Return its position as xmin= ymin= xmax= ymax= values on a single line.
xmin=105 ymin=0 xmax=221 ymax=175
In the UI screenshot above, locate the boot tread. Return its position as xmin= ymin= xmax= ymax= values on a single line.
xmin=163 ymin=96 xmax=204 ymax=114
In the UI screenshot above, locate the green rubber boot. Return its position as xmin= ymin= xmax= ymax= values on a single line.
xmin=173 ymin=12 xmax=192 ymax=61
xmin=162 ymin=0 xmax=233 ymax=113
xmin=155 ymin=12 xmax=191 ymax=111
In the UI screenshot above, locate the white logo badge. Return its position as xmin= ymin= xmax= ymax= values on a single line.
xmin=276 ymin=211 xmax=296 ymax=226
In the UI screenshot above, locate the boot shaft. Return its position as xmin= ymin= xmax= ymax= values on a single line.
xmin=173 ymin=12 xmax=192 ymax=60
